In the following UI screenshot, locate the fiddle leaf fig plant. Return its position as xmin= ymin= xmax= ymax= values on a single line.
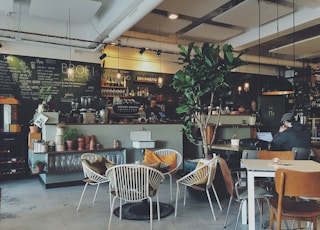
xmin=171 ymin=42 xmax=247 ymax=158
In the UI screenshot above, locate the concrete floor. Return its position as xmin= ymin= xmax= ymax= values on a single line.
xmin=0 ymin=176 xmax=316 ymax=230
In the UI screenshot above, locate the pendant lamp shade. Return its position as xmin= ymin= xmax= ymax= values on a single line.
xmin=261 ymin=77 xmax=294 ymax=95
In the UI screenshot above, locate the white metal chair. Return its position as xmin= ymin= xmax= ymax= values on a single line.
xmin=242 ymin=149 xmax=258 ymax=159
xmin=175 ymin=156 xmax=222 ymax=220
xmin=154 ymin=149 xmax=182 ymax=201
xmin=106 ymin=164 xmax=165 ymax=230
xmin=76 ymin=153 xmax=110 ymax=211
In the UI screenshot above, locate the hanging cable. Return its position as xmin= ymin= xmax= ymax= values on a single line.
xmin=67 ymin=8 xmax=74 ymax=80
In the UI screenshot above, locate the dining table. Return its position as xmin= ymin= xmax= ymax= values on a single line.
xmin=241 ymin=159 xmax=320 ymax=230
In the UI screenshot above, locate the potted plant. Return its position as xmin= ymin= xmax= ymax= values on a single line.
xmin=38 ymin=85 xmax=53 ymax=112
xmin=34 ymin=160 xmax=46 ymax=173
xmin=171 ymin=42 xmax=247 ymax=158
xmin=63 ymin=127 xmax=80 ymax=150
xmin=29 ymin=118 xmax=39 ymax=133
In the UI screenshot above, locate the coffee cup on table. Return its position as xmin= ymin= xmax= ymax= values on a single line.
xmin=272 ymin=157 xmax=280 ymax=164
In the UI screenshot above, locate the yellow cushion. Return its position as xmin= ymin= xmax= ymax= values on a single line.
xmin=144 ymin=149 xmax=177 ymax=171
xmin=195 ymin=161 xmax=208 ymax=185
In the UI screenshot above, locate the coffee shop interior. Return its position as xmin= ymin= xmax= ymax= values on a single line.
xmin=1 ymin=0 xmax=320 ymax=229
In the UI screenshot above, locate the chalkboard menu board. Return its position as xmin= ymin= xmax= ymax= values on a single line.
xmin=0 ymin=54 xmax=101 ymax=125
xmin=0 ymin=54 xmax=101 ymax=100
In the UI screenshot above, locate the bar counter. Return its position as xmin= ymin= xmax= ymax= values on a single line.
xmin=41 ymin=123 xmax=184 ymax=164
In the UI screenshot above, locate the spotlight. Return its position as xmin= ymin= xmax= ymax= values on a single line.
xmin=156 ymin=49 xmax=162 ymax=56
xmin=99 ymin=53 xmax=107 ymax=60
xmin=168 ymin=12 xmax=178 ymax=20
xmin=139 ymin=47 xmax=146 ymax=55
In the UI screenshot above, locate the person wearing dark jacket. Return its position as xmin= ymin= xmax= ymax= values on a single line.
xmin=271 ymin=113 xmax=311 ymax=151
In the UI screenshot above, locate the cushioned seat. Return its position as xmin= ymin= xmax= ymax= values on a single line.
xmin=76 ymin=153 xmax=114 ymax=211
xmin=144 ymin=149 xmax=182 ymax=201
xmin=106 ymin=164 xmax=165 ymax=230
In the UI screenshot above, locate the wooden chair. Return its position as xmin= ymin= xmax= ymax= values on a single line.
xmin=311 ymin=148 xmax=320 ymax=162
xmin=257 ymin=150 xmax=294 ymax=160
xmin=175 ymin=157 xmax=222 ymax=221
xmin=219 ymin=157 xmax=272 ymax=229
xmin=269 ymin=168 xmax=320 ymax=230
xmin=106 ymin=164 xmax=165 ymax=230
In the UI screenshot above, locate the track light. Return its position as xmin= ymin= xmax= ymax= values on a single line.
xmin=99 ymin=53 xmax=107 ymax=60
xmin=139 ymin=47 xmax=146 ymax=55
xmin=168 ymin=12 xmax=178 ymax=20
xmin=156 ymin=49 xmax=162 ymax=56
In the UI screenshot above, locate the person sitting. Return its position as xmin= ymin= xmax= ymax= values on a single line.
xmin=271 ymin=113 xmax=311 ymax=151
xmin=144 ymin=97 xmax=162 ymax=120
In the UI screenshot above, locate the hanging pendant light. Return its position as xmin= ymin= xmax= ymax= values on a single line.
xmin=261 ymin=0 xmax=294 ymax=95
xmin=261 ymin=77 xmax=294 ymax=95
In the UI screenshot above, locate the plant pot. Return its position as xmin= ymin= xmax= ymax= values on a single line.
xmin=231 ymin=139 xmax=240 ymax=146
xmin=29 ymin=125 xmax=39 ymax=133
xmin=77 ymin=137 xmax=84 ymax=150
xmin=66 ymin=140 xmax=74 ymax=150
xmin=35 ymin=163 xmax=45 ymax=173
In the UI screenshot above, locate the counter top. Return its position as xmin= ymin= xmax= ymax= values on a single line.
xmin=31 ymin=147 xmax=125 ymax=154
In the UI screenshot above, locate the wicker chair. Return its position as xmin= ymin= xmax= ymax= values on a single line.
xmin=76 ymin=153 xmax=110 ymax=211
xmin=175 ymin=156 xmax=222 ymax=221
xmin=154 ymin=149 xmax=182 ymax=201
xmin=106 ymin=164 xmax=165 ymax=230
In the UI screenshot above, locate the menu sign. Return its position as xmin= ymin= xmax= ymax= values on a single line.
xmin=0 ymin=54 xmax=101 ymax=113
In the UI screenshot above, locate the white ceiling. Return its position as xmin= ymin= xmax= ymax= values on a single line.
xmin=0 ymin=0 xmax=320 ymax=67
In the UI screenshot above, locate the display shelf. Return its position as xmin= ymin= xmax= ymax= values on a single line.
xmin=28 ymin=148 xmax=126 ymax=188
xmin=0 ymin=133 xmax=27 ymax=179
xmin=101 ymin=85 xmax=126 ymax=89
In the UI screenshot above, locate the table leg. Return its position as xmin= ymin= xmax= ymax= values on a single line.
xmin=247 ymin=171 xmax=255 ymax=230
xmin=241 ymin=200 xmax=247 ymax=224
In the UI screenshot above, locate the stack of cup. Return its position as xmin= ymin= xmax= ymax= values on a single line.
xmin=55 ymin=126 xmax=65 ymax=151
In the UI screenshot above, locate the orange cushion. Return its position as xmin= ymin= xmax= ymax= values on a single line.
xmin=144 ymin=149 xmax=177 ymax=171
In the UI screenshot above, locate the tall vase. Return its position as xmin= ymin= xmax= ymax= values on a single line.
xmin=89 ymin=135 xmax=96 ymax=150
xmin=55 ymin=126 xmax=65 ymax=151
xmin=85 ymin=136 xmax=91 ymax=150
xmin=78 ymin=137 xmax=84 ymax=150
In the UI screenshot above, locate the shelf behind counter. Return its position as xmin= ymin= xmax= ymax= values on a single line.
xmin=28 ymin=148 xmax=126 ymax=189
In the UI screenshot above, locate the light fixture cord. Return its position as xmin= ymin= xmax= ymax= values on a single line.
xmin=293 ymin=0 xmax=296 ymax=79
xmin=277 ymin=0 xmax=280 ymax=75
xmin=258 ymin=0 xmax=261 ymax=76
xmin=69 ymin=8 xmax=71 ymax=66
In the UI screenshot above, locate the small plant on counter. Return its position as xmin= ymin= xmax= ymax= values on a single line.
xmin=34 ymin=160 xmax=46 ymax=173
xmin=38 ymin=85 xmax=54 ymax=112
xmin=29 ymin=118 xmax=39 ymax=133
xmin=64 ymin=127 xmax=81 ymax=150
xmin=63 ymin=127 xmax=80 ymax=141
